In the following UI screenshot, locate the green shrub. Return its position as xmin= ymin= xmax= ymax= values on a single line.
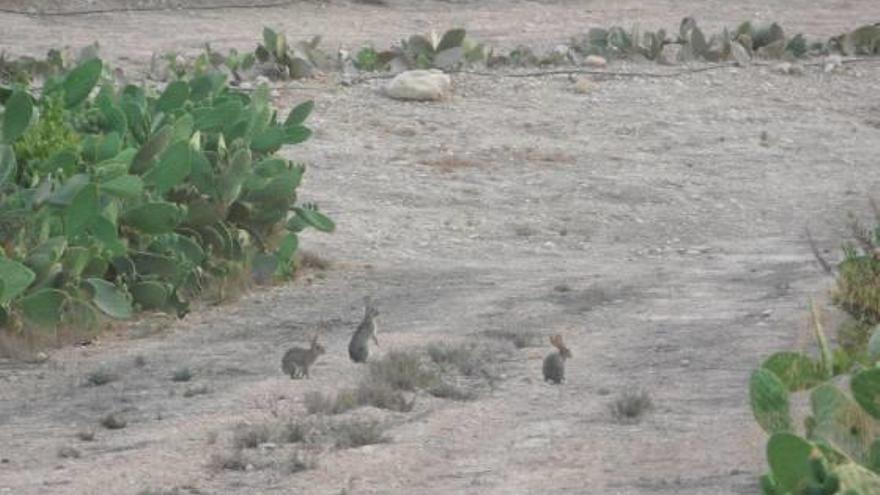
xmin=12 ymin=94 xmax=79 ymax=169
xmin=749 ymin=302 xmax=880 ymax=494
xmin=0 ymin=53 xmax=334 ymax=344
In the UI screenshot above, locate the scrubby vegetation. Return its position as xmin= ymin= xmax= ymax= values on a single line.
xmin=750 ymin=207 xmax=880 ymax=494
xmin=0 ymin=49 xmax=334 ymax=351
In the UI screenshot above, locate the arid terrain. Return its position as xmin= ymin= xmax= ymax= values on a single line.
xmin=2 ymin=1 xmax=880 ymax=494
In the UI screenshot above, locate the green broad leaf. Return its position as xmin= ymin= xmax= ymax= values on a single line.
xmin=131 ymin=125 xmax=174 ymax=174
xmin=130 ymin=281 xmax=169 ymax=311
xmin=62 ymin=58 xmax=102 ymax=108
xmin=131 ymin=252 xmax=180 ymax=280
xmin=36 ymin=149 xmax=78 ymax=176
xmin=189 ymin=72 xmax=226 ymax=101
xmin=766 ymin=433 xmax=815 ymax=493
xmin=65 ymin=183 xmax=99 ymax=236
xmin=143 ymin=141 xmax=192 ymax=194
xmin=83 ymin=278 xmax=132 ymax=319
xmin=277 ymin=232 xmax=298 ymax=264
xmin=97 ymin=132 xmax=122 ymax=162
xmin=292 ymin=206 xmax=335 ymax=232
xmin=0 ymin=257 xmax=36 ymax=304
xmin=91 ymin=215 xmax=125 ymax=256
xmin=172 ymin=114 xmax=194 ymax=142
xmin=218 ymin=148 xmax=251 ymax=204
xmin=100 ymin=174 xmax=144 ymax=199
xmin=156 ymin=80 xmax=190 ymax=113
xmin=437 ymin=28 xmax=467 ymax=51
xmin=761 ymin=352 xmax=825 ymax=392
xmin=852 ymin=368 xmax=880 ymax=420
xmin=20 ymin=288 xmax=67 ymax=328
xmin=61 ymin=246 xmax=92 ymax=279
xmin=250 ymin=126 xmax=286 ymax=153
xmin=99 ymin=100 xmax=127 ymax=135
xmin=194 ymin=100 xmax=243 ymax=132
xmin=2 ymin=90 xmax=33 ymax=143
xmin=749 ymin=368 xmax=793 ymax=434
xmin=0 ymin=144 xmax=15 ymax=187
xmin=47 ymin=174 xmax=91 ymax=207
xmin=283 ymin=125 xmax=311 ymax=145
xmin=121 ymin=100 xmax=146 ymax=142
xmin=284 ymin=100 xmax=314 ymax=127
xmin=121 ymin=202 xmax=184 ymax=235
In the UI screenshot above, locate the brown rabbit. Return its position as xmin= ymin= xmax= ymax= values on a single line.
xmin=542 ymin=334 xmax=572 ymax=384
xmin=281 ymin=334 xmax=326 ymax=379
xmin=348 ymin=299 xmax=379 ymax=363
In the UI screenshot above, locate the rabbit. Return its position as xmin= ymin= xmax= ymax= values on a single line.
xmin=348 ymin=299 xmax=379 ymax=363
xmin=281 ymin=334 xmax=326 ymax=379
xmin=542 ymin=334 xmax=572 ymax=384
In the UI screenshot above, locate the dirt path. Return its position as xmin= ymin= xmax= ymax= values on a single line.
xmin=2 ymin=1 xmax=880 ymax=494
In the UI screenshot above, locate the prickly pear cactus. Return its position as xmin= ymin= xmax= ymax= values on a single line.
xmin=761 ymin=352 xmax=825 ymax=392
xmin=751 ymin=368 xmax=794 ymax=434
xmin=852 ymin=369 xmax=880 ymax=420
xmin=836 ymin=462 xmax=880 ymax=492
xmin=809 ymin=383 xmax=880 ymax=465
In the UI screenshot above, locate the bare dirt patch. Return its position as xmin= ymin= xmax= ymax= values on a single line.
xmin=2 ymin=1 xmax=880 ymax=494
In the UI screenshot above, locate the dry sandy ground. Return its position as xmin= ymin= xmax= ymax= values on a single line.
xmin=2 ymin=1 xmax=880 ymax=494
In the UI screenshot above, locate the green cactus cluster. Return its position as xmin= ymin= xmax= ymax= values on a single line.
xmin=751 ymin=301 xmax=880 ymax=494
xmin=0 ymin=53 xmax=333 ymax=343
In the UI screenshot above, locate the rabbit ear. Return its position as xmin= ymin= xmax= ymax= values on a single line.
xmin=310 ymin=333 xmax=319 ymax=345
xmin=550 ymin=334 xmax=565 ymax=350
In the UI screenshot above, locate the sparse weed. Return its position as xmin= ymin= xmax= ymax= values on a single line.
xmin=100 ymin=413 xmax=127 ymax=430
xmin=610 ymin=391 xmax=654 ymax=423
xmin=428 ymin=381 xmax=477 ymax=401
xmin=85 ymin=368 xmax=117 ymax=387
xmin=296 ymin=250 xmax=332 ymax=271
xmin=304 ymin=380 xmax=412 ymax=415
xmin=278 ymin=421 xmax=307 ymax=444
xmin=427 ymin=342 xmax=487 ymax=376
xmin=232 ymin=422 xmax=272 ymax=449
xmin=483 ymin=329 xmax=540 ymax=349
xmin=332 ymin=420 xmax=389 ymax=449
xmin=284 ymin=450 xmax=317 ymax=474
xmin=368 ymin=350 xmax=438 ymax=391
xmin=76 ymin=430 xmax=95 ymax=442
xmin=171 ymin=368 xmax=193 ymax=382
xmin=209 ymin=449 xmax=249 ymax=472
xmin=57 ymin=446 xmax=81 ymax=459
xmin=183 ymin=385 xmax=211 ymax=398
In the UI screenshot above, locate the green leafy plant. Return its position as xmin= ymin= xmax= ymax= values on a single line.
xmin=751 ymin=301 xmax=880 ymax=494
xmin=379 ymin=28 xmax=484 ymax=71
xmin=255 ymin=28 xmax=336 ymax=80
xmin=0 ymin=53 xmax=333 ymax=348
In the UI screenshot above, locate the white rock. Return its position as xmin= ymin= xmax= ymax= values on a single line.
xmin=583 ymin=55 xmax=607 ymax=68
xmin=824 ymin=54 xmax=843 ymax=73
xmin=773 ymin=62 xmax=804 ymax=76
xmin=384 ymin=70 xmax=451 ymax=101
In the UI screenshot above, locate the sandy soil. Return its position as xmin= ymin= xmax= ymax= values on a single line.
xmin=2 ymin=1 xmax=880 ymax=494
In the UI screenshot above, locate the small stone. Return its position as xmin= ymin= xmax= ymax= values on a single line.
xmin=731 ymin=42 xmax=751 ymax=67
xmin=57 ymin=446 xmax=80 ymax=459
xmin=680 ymin=359 xmax=691 ymax=367
xmin=385 ymin=70 xmax=451 ymax=101
xmin=583 ymin=55 xmax=607 ymax=68
xmin=824 ymin=54 xmax=843 ymax=73
xmin=773 ymin=62 xmax=804 ymax=76
xmin=573 ymin=77 xmax=592 ymax=94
